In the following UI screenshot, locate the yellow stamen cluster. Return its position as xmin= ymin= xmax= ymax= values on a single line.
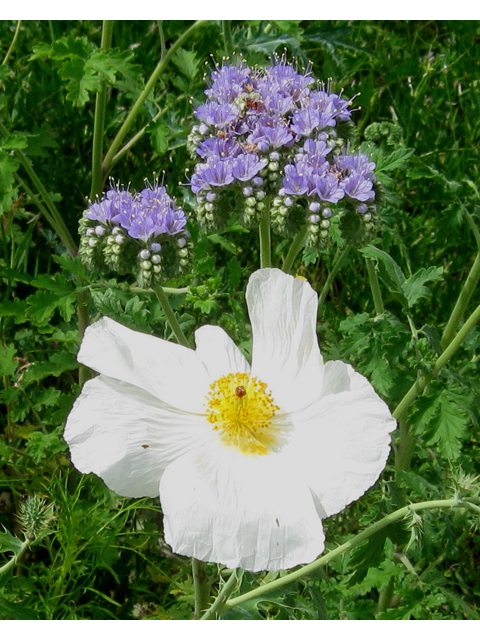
xmin=205 ymin=373 xmax=280 ymax=456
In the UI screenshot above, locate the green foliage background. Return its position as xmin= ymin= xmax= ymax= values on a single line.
xmin=1 ymin=20 xmax=480 ymax=620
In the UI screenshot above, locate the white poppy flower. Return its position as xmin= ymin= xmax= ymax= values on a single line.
xmin=64 ymin=268 xmax=396 ymax=572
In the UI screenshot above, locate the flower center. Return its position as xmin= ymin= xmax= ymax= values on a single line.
xmin=205 ymin=373 xmax=280 ymax=456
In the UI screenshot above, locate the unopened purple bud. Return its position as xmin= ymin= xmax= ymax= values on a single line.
xmin=284 ymin=197 xmax=294 ymax=207
xmin=140 ymin=249 xmax=150 ymax=260
xmin=322 ymin=208 xmax=332 ymax=219
xmin=150 ymin=242 xmax=161 ymax=252
xmin=278 ymin=188 xmax=286 ymax=197
xmin=177 ymin=237 xmax=187 ymax=248
xmin=357 ymin=204 xmax=368 ymax=214
xmin=269 ymin=151 xmax=280 ymax=161
xmin=243 ymin=186 xmax=253 ymax=197
xmin=206 ymin=191 xmax=217 ymax=202
xmin=309 ymin=202 xmax=321 ymax=213
xmin=115 ymin=234 xmax=125 ymax=244
xmin=252 ymin=177 xmax=264 ymax=187
xmin=199 ymin=124 xmax=209 ymax=135
xmin=310 ymin=214 xmax=320 ymax=224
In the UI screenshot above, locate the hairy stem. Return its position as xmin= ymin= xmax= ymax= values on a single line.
xmin=222 ymin=498 xmax=467 ymax=614
xmin=318 ymin=246 xmax=351 ymax=312
xmin=2 ymin=20 xmax=22 ymax=66
xmin=259 ymin=204 xmax=272 ymax=269
xmin=192 ymin=558 xmax=211 ymax=619
xmin=283 ymin=224 xmax=308 ymax=274
xmin=365 ymin=256 xmax=384 ymax=315
xmin=222 ymin=20 xmax=233 ymax=57
xmin=0 ymin=536 xmax=32 ymax=577
xmin=102 ymin=20 xmax=208 ymax=174
xmin=201 ymin=570 xmax=243 ymax=620
xmin=90 ymin=20 xmax=114 ymax=200
xmin=152 ymin=285 xmax=190 ymax=348
xmin=440 ymin=249 xmax=480 ymax=350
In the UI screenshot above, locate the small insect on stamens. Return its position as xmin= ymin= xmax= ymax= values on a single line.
xmin=235 ymin=386 xmax=247 ymax=398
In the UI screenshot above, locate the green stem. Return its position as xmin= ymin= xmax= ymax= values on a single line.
xmin=2 ymin=20 xmax=22 ymax=66
xmin=110 ymin=96 xmax=184 ymax=169
xmin=90 ymin=20 xmax=114 ymax=200
xmin=440 ymin=249 xmax=480 ymax=350
xmin=222 ymin=20 xmax=233 ymax=57
xmin=0 ymin=120 xmax=78 ymax=258
xmin=283 ymin=224 xmax=308 ymax=274
xmin=376 ymin=576 xmax=395 ymax=614
xmin=102 ymin=20 xmax=208 ymax=175
xmin=222 ymin=498 xmax=465 ymax=614
xmin=318 ymin=246 xmax=350 ymax=312
xmin=365 ymin=257 xmax=384 ymax=315
xmin=152 ymin=285 xmax=190 ymax=348
xmin=0 ymin=536 xmax=32 ymax=577
xmin=192 ymin=558 xmax=211 ymax=619
xmin=259 ymin=204 xmax=271 ymax=268
xmin=200 ymin=570 xmax=243 ymax=620
xmin=394 ymin=298 xmax=480 ymax=470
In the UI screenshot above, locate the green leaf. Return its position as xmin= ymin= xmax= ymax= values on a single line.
xmin=172 ymin=48 xmax=200 ymax=80
xmin=26 ymin=289 xmax=76 ymax=324
xmin=24 ymin=350 xmax=78 ymax=383
xmin=375 ymin=146 xmax=415 ymax=173
xmin=428 ymin=392 xmax=469 ymax=459
xmin=0 ymin=344 xmax=17 ymax=377
xmin=208 ymin=233 xmax=238 ymax=254
xmin=151 ymin=122 xmax=169 ymax=155
xmin=407 ymin=159 xmax=461 ymax=192
xmin=0 ymin=299 xmax=27 ymax=323
xmin=0 ymin=530 xmax=23 ymax=555
xmin=0 ymin=150 xmax=19 ymax=214
xmin=402 ymin=266 xmax=444 ymax=307
xmin=59 ymin=56 xmax=100 ymax=106
xmin=0 ymin=263 xmax=34 ymax=285
xmin=360 ymin=245 xmax=408 ymax=306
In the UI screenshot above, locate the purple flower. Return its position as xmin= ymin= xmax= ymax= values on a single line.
xmin=290 ymin=108 xmax=321 ymax=136
xmin=313 ymin=174 xmax=345 ymax=203
xmin=336 ymin=153 xmax=376 ymax=178
xmin=195 ymin=102 xmax=240 ymax=127
xmin=283 ymin=164 xmax=309 ymax=195
xmin=341 ymin=173 xmax=375 ymax=202
xmin=202 ymin=157 xmax=235 ymax=188
xmin=232 ymin=153 xmax=268 ymax=181
xmin=86 ymin=199 xmax=116 ymax=224
xmin=205 ymin=65 xmax=252 ymax=103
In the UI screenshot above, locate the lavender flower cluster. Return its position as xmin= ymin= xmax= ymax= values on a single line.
xmin=79 ymin=183 xmax=191 ymax=286
xmin=188 ymin=60 xmax=379 ymax=248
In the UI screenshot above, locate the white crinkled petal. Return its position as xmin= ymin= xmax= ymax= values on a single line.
xmin=77 ymin=317 xmax=210 ymax=413
xmin=194 ymin=325 xmax=250 ymax=380
xmin=247 ymin=269 xmax=324 ymax=413
xmin=290 ymin=360 xmax=396 ymax=518
xmin=64 ymin=376 xmax=210 ymax=498
xmin=160 ymin=444 xmax=325 ymax=572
